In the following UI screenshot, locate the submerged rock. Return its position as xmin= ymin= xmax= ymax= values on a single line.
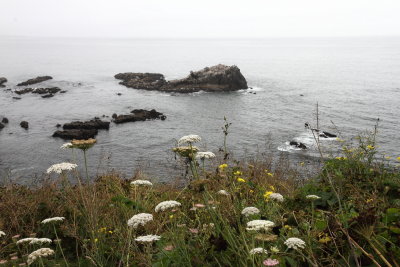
xmin=0 ymin=77 xmax=7 ymax=87
xmin=12 ymin=97 xmax=21 ymax=100
xmin=32 ymin=87 xmax=61 ymax=95
xmin=17 ymin=76 xmax=53 ymax=86
xmin=113 ymin=109 xmax=166 ymax=124
xmin=2 ymin=117 xmax=8 ymax=123
xmin=53 ymin=129 xmax=98 ymax=140
xmin=0 ymin=122 xmax=4 ymax=130
xmin=20 ymin=121 xmax=29 ymax=129
xmin=289 ymin=141 xmax=307 ymax=150
xmin=115 ymin=64 xmax=248 ymax=93
xmin=15 ymin=87 xmax=62 ymax=97
xmin=319 ymin=131 xmax=337 ymax=138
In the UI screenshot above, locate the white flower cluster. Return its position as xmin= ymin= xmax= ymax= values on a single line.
xmin=246 ymin=220 xmax=275 ymax=231
xmin=155 ymin=200 xmax=181 ymax=212
xmin=269 ymin=193 xmax=284 ymax=202
xmin=249 ymin=247 xmax=268 ymax=255
xmin=217 ymin=190 xmax=230 ymax=196
xmin=178 ymin=134 xmax=201 ymax=145
xmin=241 ymin=207 xmax=260 ymax=217
xmin=27 ymin=248 xmax=55 ymax=265
xmin=17 ymin=238 xmax=52 ymax=245
xmin=306 ymin=195 xmax=321 ymax=200
xmin=130 ymin=180 xmax=153 ymax=186
xmin=127 ymin=213 xmax=153 ymax=228
xmin=0 ymin=230 xmax=5 ymax=237
xmin=30 ymin=238 xmax=53 ymax=245
xmin=42 ymin=217 xmax=65 ymax=224
xmin=284 ymin=237 xmax=306 ymax=250
xmin=60 ymin=142 xmax=73 ymax=149
xmin=134 ymin=234 xmax=161 ymax=243
xmin=196 ymin=152 xmax=216 ymax=159
xmin=46 ymin=162 xmax=77 ymax=174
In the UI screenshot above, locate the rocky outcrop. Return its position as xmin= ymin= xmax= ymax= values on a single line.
xmin=0 ymin=77 xmax=7 ymax=87
xmin=53 ymin=129 xmax=98 ymax=140
xmin=15 ymin=87 xmax=63 ymax=98
xmin=2 ymin=117 xmax=8 ymax=124
xmin=113 ymin=109 xmax=166 ymax=124
xmin=0 ymin=123 xmax=4 ymax=130
xmin=63 ymin=119 xmax=110 ymax=130
xmin=15 ymin=88 xmax=34 ymax=95
xmin=20 ymin=121 xmax=29 ymax=129
xmin=115 ymin=64 xmax=247 ymax=93
xmin=53 ymin=118 xmax=110 ymax=140
xmin=290 ymin=141 xmax=307 ymax=150
xmin=17 ymin=76 xmax=52 ymax=86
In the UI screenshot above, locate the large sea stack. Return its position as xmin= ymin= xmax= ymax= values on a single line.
xmin=115 ymin=64 xmax=248 ymax=93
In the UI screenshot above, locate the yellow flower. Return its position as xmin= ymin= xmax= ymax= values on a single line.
xmin=269 ymin=185 xmax=275 ymax=191
xmin=219 ymin=164 xmax=228 ymax=170
xmin=385 ymin=156 xmax=391 ymax=160
xmin=249 ymin=190 xmax=254 ymax=194
xmin=98 ymin=227 xmax=107 ymax=233
xmin=284 ymin=225 xmax=292 ymax=230
xmin=234 ymin=170 xmax=242 ymax=176
xmin=267 ymin=173 xmax=274 ymax=177
xmin=237 ymin=178 xmax=246 ymax=183
xmin=108 ymin=231 xmax=113 ymax=234
xmin=366 ymin=198 xmax=373 ymax=203
xmin=169 ymin=215 xmax=174 ymax=219
xmin=366 ymin=145 xmax=375 ymax=150
xmin=299 ymin=162 xmax=305 ymax=166
xmin=94 ymin=238 xmax=98 ymax=243
xmin=397 ymin=157 xmax=400 ymax=161
xmin=319 ymin=236 xmax=332 ymax=244
xmin=264 ymin=191 xmax=273 ymax=200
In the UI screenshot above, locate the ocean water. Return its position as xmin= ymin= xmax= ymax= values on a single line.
xmin=1 ymin=36 xmax=399 ymax=183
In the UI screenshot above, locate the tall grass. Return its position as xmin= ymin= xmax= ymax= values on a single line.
xmin=0 ymin=126 xmax=399 ymax=266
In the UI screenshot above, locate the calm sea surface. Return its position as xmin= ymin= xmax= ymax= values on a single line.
xmin=1 ymin=36 xmax=399 ymax=183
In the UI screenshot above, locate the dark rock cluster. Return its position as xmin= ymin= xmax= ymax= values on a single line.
xmin=113 ymin=109 xmax=166 ymax=124
xmin=115 ymin=64 xmax=248 ymax=93
xmin=17 ymin=76 xmax=53 ymax=86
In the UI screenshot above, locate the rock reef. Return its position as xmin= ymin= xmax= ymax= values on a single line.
xmin=53 ymin=118 xmax=110 ymax=140
xmin=113 ymin=109 xmax=166 ymax=124
xmin=17 ymin=76 xmax=53 ymax=86
xmin=0 ymin=77 xmax=7 ymax=87
xmin=115 ymin=64 xmax=247 ymax=93
xmin=14 ymin=87 xmax=63 ymax=98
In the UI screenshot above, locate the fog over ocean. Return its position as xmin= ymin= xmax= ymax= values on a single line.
xmin=1 ymin=36 xmax=399 ymax=183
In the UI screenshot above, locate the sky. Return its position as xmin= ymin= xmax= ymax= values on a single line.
xmin=1 ymin=0 xmax=400 ymax=38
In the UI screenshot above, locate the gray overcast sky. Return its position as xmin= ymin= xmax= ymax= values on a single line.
xmin=1 ymin=0 xmax=400 ymax=38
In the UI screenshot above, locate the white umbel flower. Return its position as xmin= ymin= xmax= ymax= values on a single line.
xmin=241 ymin=207 xmax=260 ymax=217
xmin=134 ymin=234 xmax=161 ymax=243
xmin=249 ymin=247 xmax=268 ymax=255
xmin=127 ymin=213 xmax=153 ymax=228
xmin=47 ymin=163 xmax=77 ymax=174
xmin=0 ymin=230 xmax=5 ymax=237
xmin=246 ymin=220 xmax=275 ymax=231
xmin=155 ymin=200 xmax=181 ymax=212
xmin=178 ymin=134 xmax=201 ymax=145
xmin=284 ymin=237 xmax=306 ymax=250
xmin=217 ymin=190 xmax=230 ymax=196
xmin=29 ymin=238 xmax=52 ymax=245
xmin=60 ymin=143 xmax=73 ymax=149
xmin=306 ymin=195 xmax=321 ymax=200
xmin=27 ymin=248 xmax=55 ymax=265
xmin=130 ymin=180 xmax=153 ymax=186
xmin=269 ymin=193 xmax=284 ymax=202
xmin=41 ymin=217 xmax=65 ymax=224
xmin=16 ymin=238 xmax=37 ymax=245
xmin=196 ymin=152 xmax=216 ymax=159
